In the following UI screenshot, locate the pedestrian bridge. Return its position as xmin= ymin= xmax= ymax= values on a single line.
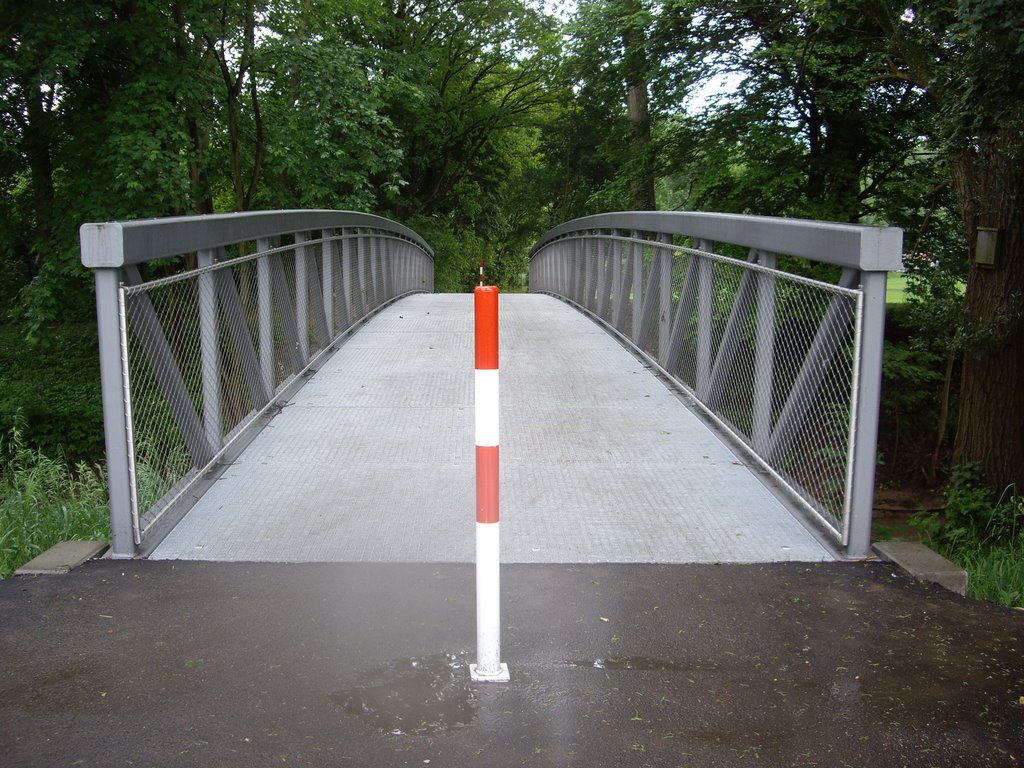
xmin=80 ymin=210 xmax=901 ymax=563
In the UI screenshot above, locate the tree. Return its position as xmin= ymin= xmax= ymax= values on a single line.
xmin=682 ymin=1 xmax=937 ymax=223
xmin=256 ymin=0 xmax=404 ymax=210
xmin=368 ymin=1 xmax=561 ymax=220
xmin=836 ymin=0 xmax=1024 ymax=493
xmin=352 ymin=0 xmax=563 ymax=288
xmin=566 ymin=0 xmax=698 ymax=211
xmin=1 ymin=0 xmax=200 ymax=334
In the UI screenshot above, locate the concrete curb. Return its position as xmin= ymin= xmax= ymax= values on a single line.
xmin=873 ymin=540 xmax=968 ymax=595
xmin=14 ymin=540 xmax=109 ymax=575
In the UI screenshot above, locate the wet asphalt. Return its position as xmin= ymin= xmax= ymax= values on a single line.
xmin=1 ymin=560 xmax=1022 ymax=767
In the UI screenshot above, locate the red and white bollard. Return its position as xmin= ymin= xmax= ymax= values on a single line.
xmin=470 ymin=285 xmax=509 ymax=683
xmin=478 ymin=259 xmax=485 ymax=287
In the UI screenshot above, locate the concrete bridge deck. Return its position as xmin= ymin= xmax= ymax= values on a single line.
xmin=152 ymin=293 xmax=833 ymax=563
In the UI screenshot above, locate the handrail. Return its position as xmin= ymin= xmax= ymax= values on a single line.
xmin=82 ymin=209 xmax=432 ymax=267
xmin=531 ymin=211 xmax=901 ymax=272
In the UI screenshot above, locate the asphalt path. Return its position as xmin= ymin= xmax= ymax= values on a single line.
xmin=2 ymin=560 xmax=1022 ymax=767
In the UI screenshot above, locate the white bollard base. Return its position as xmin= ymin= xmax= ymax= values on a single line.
xmin=470 ymin=662 xmax=510 ymax=683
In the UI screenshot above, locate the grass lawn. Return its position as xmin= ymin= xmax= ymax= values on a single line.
xmin=886 ymin=272 xmax=909 ymax=304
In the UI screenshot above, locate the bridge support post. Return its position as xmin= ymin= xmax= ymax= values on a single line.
xmin=471 ymin=285 xmax=509 ymax=683
xmin=94 ymin=268 xmax=138 ymax=557
xmin=846 ymin=270 xmax=888 ymax=558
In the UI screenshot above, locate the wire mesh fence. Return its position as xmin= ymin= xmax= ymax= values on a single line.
xmin=107 ymin=226 xmax=433 ymax=549
xmin=531 ymin=225 xmax=873 ymax=547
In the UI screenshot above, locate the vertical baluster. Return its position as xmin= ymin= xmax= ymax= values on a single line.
xmin=694 ymin=240 xmax=715 ymax=401
xmin=658 ymin=233 xmax=672 ymax=365
xmin=257 ymin=237 xmax=274 ymax=396
xmin=295 ymin=232 xmax=310 ymax=361
xmin=198 ymin=247 xmax=222 ymax=452
xmin=752 ymin=252 xmax=777 ymax=455
xmin=322 ymin=229 xmax=335 ymax=340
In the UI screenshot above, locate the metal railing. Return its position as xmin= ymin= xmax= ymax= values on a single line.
xmin=529 ymin=211 xmax=901 ymax=558
xmin=81 ymin=210 xmax=434 ymax=557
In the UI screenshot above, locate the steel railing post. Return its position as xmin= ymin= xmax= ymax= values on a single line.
xmin=630 ymin=231 xmax=642 ymax=342
xmin=257 ymin=238 xmax=275 ymax=397
xmin=369 ymin=231 xmax=381 ymax=309
xmin=695 ymin=241 xmax=715 ymax=402
xmin=658 ymin=234 xmax=673 ymax=365
xmin=322 ymin=229 xmax=335 ymax=339
xmin=583 ymin=232 xmax=595 ymax=310
xmin=611 ymin=233 xmax=624 ymax=330
xmin=198 ymin=248 xmax=222 ymax=452
xmin=295 ymin=232 xmax=310 ymax=361
xmin=356 ymin=228 xmax=369 ymax=316
xmin=847 ymin=270 xmax=888 ymax=557
xmin=341 ymin=228 xmax=356 ymax=326
xmin=752 ymin=252 xmax=778 ymax=455
xmin=94 ymin=268 xmax=137 ymax=557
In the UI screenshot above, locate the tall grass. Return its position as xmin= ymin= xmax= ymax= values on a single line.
xmin=913 ymin=464 xmax=1024 ymax=608
xmin=0 ymin=423 xmax=110 ymax=579
xmin=951 ymin=541 xmax=1024 ymax=608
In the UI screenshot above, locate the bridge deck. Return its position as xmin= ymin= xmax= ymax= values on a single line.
xmin=152 ymin=293 xmax=833 ymax=563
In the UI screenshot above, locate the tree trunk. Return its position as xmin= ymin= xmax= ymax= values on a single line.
xmin=928 ymin=348 xmax=956 ymax=486
xmin=951 ymin=117 xmax=1024 ymax=494
xmin=621 ymin=5 xmax=655 ymax=212
xmin=242 ymin=0 xmax=264 ymax=211
xmin=22 ymin=80 xmax=55 ymax=277
xmin=625 ymin=77 xmax=655 ymax=211
xmin=173 ymin=1 xmax=213 ymax=215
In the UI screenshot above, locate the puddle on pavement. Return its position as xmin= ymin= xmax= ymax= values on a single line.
xmin=564 ymin=656 xmax=694 ymax=671
xmin=332 ymin=653 xmax=477 ymax=735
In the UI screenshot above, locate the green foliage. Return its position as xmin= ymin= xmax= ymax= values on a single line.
xmin=913 ymin=463 xmax=1024 ymax=607
xmin=567 ymin=0 xmax=699 ymax=113
xmin=256 ymin=3 xmax=405 ymax=210
xmin=557 ymin=0 xmax=700 ymax=213
xmin=0 ymin=324 xmax=104 ymax=463
xmin=0 ymin=422 xmax=110 ymax=580
xmin=877 ymin=213 xmax=968 ymax=480
xmin=816 ymin=0 xmax=1024 ymax=492
xmin=677 ymin=1 xmax=941 ymax=223
xmin=881 ymin=339 xmax=944 ymax=433
xmin=1 ymin=0 xmax=202 ymax=336
xmin=410 ymin=216 xmax=492 ymax=293
xmin=373 ymin=0 xmax=562 ymax=228
xmin=925 ymin=0 xmax=1024 ymax=150
xmin=913 ymin=464 xmax=999 ymax=548
xmin=534 ymin=99 xmax=628 ymax=219
xmin=134 ymin=439 xmax=194 ymax=515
